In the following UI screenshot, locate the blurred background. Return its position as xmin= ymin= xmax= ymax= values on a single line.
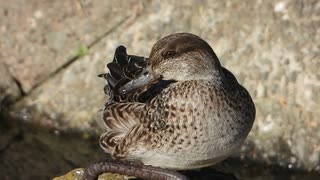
xmin=0 ymin=0 xmax=319 ymax=179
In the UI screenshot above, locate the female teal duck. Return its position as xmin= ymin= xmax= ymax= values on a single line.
xmin=84 ymin=33 xmax=255 ymax=180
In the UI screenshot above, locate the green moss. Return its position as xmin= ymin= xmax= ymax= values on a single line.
xmin=72 ymin=44 xmax=89 ymax=58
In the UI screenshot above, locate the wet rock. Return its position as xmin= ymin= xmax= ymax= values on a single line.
xmin=0 ymin=123 xmax=104 ymax=180
xmin=53 ymin=169 xmax=86 ymax=180
xmin=53 ymin=168 xmax=133 ymax=180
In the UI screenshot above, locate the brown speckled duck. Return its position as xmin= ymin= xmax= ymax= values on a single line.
xmin=85 ymin=33 xmax=255 ymax=180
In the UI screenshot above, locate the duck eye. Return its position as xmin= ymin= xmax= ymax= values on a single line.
xmin=162 ymin=50 xmax=175 ymax=58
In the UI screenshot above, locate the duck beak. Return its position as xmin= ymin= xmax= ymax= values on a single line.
xmin=105 ymin=45 xmax=161 ymax=96
xmin=117 ymin=56 xmax=161 ymax=95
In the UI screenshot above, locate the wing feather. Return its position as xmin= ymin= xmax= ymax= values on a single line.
xmin=100 ymin=102 xmax=144 ymax=153
xmin=99 ymin=46 xmax=176 ymax=156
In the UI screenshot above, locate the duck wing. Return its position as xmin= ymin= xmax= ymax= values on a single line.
xmin=99 ymin=46 xmax=177 ymax=157
xmin=99 ymin=45 xmax=162 ymax=103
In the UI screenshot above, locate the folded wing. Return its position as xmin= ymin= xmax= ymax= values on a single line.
xmin=99 ymin=46 xmax=176 ymax=156
xmin=99 ymin=45 xmax=161 ymax=103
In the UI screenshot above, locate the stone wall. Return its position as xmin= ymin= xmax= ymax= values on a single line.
xmin=0 ymin=0 xmax=319 ymax=178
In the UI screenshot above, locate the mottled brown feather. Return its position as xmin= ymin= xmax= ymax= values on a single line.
xmin=99 ymin=33 xmax=255 ymax=170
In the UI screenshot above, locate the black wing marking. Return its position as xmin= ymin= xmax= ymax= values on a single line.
xmin=99 ymin=46 xmax=158 ymax=103
xmin=99 ymin=46 xmax=177 ymax=105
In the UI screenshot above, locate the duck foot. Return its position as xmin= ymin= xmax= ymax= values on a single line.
xmin=83 ymin=158 xmax=188 ymax=180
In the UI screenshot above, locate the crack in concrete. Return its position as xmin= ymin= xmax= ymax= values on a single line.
xmin=1 ymin=63 xmax=25 ymax=100
xmin=11 ymin=76 xmax=26 ymax=96
xmin=27 ymin=16 xmax=130 ymax=95
xmin=7 ymin=1 xmax=151 ymax=108
xmin=10 ymin=15 xmax=135 ymax=106
xmin=0 ymin=63 xmax=24 ymax=114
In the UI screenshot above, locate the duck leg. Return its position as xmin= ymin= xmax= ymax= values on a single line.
xmin=83 ymin=158 xmax=188 ymax=180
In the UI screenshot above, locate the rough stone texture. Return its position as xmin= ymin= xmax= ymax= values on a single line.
xmin=9 ymin=50 xmax=107 ymax=133
xmin=53 ymin=168 xmax=133 ymax=180
xmin=0 ymin=0 xmax=147 ymax=92
xmin=0 ymin=62 xmax=21 ymax=108
xmin=5 ymin=0 xmax=149 ymax=132
xmin=1 ymin=0 xmax=319 ymax=179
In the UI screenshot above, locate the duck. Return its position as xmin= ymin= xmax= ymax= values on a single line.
xmin=85 ymin=33 xmax=255 ymax=180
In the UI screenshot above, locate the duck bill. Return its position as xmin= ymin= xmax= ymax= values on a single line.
xmin=118 ymin=58 xmax=161 ymax=95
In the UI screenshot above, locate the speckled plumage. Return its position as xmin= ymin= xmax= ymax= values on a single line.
xmin=99 ymin=33 xmax=255 ymax=170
